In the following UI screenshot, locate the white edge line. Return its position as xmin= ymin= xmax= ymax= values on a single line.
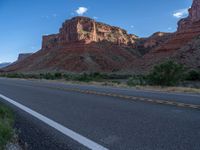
xmin=0 ymin=94 xmax=108 ymax=150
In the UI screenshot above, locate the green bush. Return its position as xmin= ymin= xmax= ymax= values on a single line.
xmin=54 ymin=73 xmax=62 ymax=79
xmin=6 ymin=73 xmax=24 ymax=78
xmin=111 ymin=80 xmax=121 ymax=84
xmin=0 ymin=104 xmax=14 ymax=149
xmin=127 ymin=75 xmax=146 ymax=86
xmin=186 ymin=70 xmax=200 ymax=81
xmin=45 ymin=73 xmax=57 ymax=80
xmin=75 ymin=73 xmax=93 ymax=82
xmin=0 ymin=72 xmax=133 ymax=83
xmin=63 ymin=74 xmax=73 ymax=81
xmin=147 ymin=60 xmax=185 ymax=86
xmin=71 ymin=73 xmax=105 ymax=82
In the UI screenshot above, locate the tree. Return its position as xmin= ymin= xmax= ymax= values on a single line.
xmin=147 ymin=60 xmax=185 ymax=86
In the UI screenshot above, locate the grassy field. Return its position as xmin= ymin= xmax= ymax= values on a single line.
xmin=0 ymin=103 xmax=14 ymax=149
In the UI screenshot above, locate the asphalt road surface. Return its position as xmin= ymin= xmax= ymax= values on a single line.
xmin=0 ymin=78 xmax=200 ymax=150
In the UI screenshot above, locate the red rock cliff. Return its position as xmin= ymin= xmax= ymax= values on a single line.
xmin=42 ymin=17 xmax=138 ymax=49
xmin=178 ymin=0 xmax=200 ymax=31
xmin=17 ymin=53 xmax=33 ymax=61
xmin=4 ymin=0 xmax=200 ymax=73
xmin=4 ymin=17 xmax=140 ymax=73
xmin=137 ymin=0 xmax=200 ymax=72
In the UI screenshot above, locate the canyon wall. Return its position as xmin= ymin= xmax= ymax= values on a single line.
xmin=42 ymin=17 xmax=138 ymax=50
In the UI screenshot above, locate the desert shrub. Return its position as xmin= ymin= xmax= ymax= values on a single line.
xmin=90 ymin=72 xmax=105 ymax=80
xmin=54 ymin=73 xmax=62 ymax=79
xmin=75 ymin=73 xmax=93 ymax=82
xmin=186 ymin=70 xmax=200 ymax=81
xmin=105 ymin=74 xmax=131 ymax=80
xmin=111 ymin=80 xmax=121 ymax=84
xmin=127 ymin=75 xmax=146 ymax=86
xmin=6 ymin=73 xmax=22 ymax=78
xmin=0 ymin=73 xmax=40 ymax=79
xmin=71 ymin=72 xmax=107 ymax=82
xmin=63 ymin=74 xmax=73 ymax=81
xmin=25 ymin=74 xmax=40 ymax=79
xmin=76 ymin=73 xmax=96 ymax=82
xmin=147 ymin=60 xmax=185 ymax=86
xmin=42 ymin=73 xmax=56 ymax=80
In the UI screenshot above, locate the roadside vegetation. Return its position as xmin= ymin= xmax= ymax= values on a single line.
xmin=0 ymin=72 xmax=131 ymax=83
xmin=0 ymin=103 xmax=14 ymax=149
xmin=0 ymin=60 xmax=200 ymax=91
xmin=146 ymin=61 xmax=185 ymax=86
xmin=127 ymin=61 xmax=200 ymax=87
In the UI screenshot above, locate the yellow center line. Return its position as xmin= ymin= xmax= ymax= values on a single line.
xmin=39 ymin=85 xmax=200 ymax=110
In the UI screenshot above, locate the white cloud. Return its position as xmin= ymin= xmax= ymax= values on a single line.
xmin=173 ymin=8 xmax=189 ymax=18
xmin=76 ymin=7 xmax=88 ymax=15
xmin=168 ymin=27 xmax=172 ymax=30
xmin=130 ymin=25 xmax=134 ymax=28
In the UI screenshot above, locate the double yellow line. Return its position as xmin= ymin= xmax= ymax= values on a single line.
xmin=42 ymin=85 xmax=200 ymax=110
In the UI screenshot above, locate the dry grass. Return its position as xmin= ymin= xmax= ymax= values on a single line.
xmin=0 ymin=103 xmax=14 ymax=149
xmin=134 ymin=85 xmax=200 ymax=94
xmin=34 ymin=79 xmax=200 ymax=95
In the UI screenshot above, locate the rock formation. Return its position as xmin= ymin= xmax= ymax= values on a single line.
xmin=4 ymin=17 xmax=140 ymax=73
xmin=178 ymin=0 xmax=200 ymax=31
xmin=17 ymin=53 xmax=33 ymax=61
xmin=42 ymin=17 xmax=138 ymax=50
xmin=4 ymin=0 xmax=200 ymax=73
xmin=136 ymin=32 xmax=173 ymax=55
xmin=172 ymin=35 xmax=200 ymax=69
xmin=136 ymin=0 xmax=200 ymax=72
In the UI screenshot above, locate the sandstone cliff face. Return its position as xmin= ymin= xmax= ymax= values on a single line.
xmin=136 ymin=32 xmax=173 ymax=54
xmin=178 ymin=0 xmax=200 ymax=31
xmin=153 ymin=0 xmax=200 ymax=53
xmin=5 ymin=18 xmax=140 ymax=73
xmin=4 ymin=0 xmax=200 ymax=73
xmin=42 ymin=17 xmax=138 ymax=50
xmin=174 ymin=0 xmax=200 ymax=50
xmin=142 ymin=32 xmax=172 ymax=49
xmin=5 ymin=42 xmax=138 ymax=73
xmin=172 ymin=35 xmax=200 ymax=69
xmin=137 ymin=0 xmax=200 ymax=72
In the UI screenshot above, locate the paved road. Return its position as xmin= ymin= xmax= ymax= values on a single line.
xmin=0 ymin=78 xmax=200 ymax=150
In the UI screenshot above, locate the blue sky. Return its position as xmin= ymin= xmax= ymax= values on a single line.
xmin=0 ymin=0 xmax=192 ymax=62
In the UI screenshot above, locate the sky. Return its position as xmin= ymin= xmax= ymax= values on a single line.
xmin=0 ymin=0 xmax=192 ymax=62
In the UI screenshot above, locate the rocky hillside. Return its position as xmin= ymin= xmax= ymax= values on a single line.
xmin=4 ymin=17 xmax=141 ymax=73
xmin=172 ymin=35 xmax=200 ymax=69
xmin=17 ymin=53 xmax=33 ymax=61
xmin=136 ymin=32 xmax=173 ymax=55
xmin=132 ymin=0 xmax=200 ymax=72
xmin=3 ymin=16 xmax=172 ymax=73
xmin=4 ymin=0 xmax=200 ymax=73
